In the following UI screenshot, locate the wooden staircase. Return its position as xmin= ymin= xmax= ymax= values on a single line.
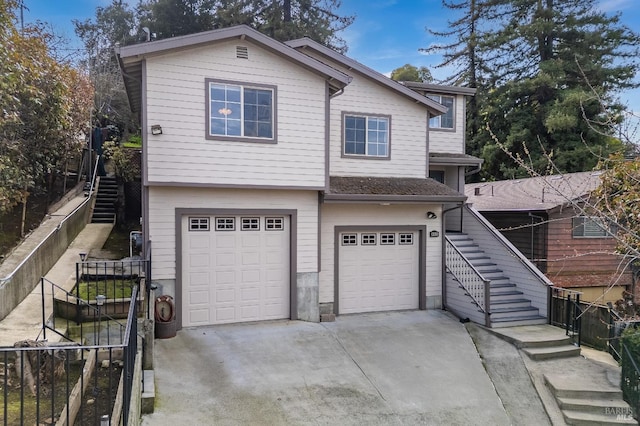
xmin=447 ymin=233 xmax=547 ymax=327
xmin=92 ymin=176 xmax=117 ymax=224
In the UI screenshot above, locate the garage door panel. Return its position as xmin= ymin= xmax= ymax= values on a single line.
xmin=215 ymin=253 xmax=235 ymax=267
xmin=339 ymin=231 xmax=419 ymax=314
xmin=183 ymin=215 xmax=290 ymax=327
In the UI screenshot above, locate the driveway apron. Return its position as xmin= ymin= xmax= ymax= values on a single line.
xmin=142 ymin=310 xmax=510 ymax=425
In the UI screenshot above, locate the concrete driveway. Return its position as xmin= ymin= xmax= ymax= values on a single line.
xmin=142 ymin=310 xmax=511 ymax=425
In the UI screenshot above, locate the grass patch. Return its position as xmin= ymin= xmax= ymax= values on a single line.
xmin=102 ymin=223 xmax=141 ymax=259
xmin=76 ymin=280 xmax=135 ymax=300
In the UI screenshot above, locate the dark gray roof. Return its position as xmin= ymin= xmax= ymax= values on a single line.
xmin=430 ymin=153 xmax=483 ymax=166
xmin=325 ymin=176 xmax=466 ymax=203
xmin=285 ymin=38 xmax=448 ymax=116
xmin=116 ymin=25 xmax=352 ymax=114
xmin=465 ymin=171 xmax=603 ymax=211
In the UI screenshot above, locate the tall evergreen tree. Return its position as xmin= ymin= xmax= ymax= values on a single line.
xmin=136 ymin=0 xmax=354 ymax=53
xmin=479 ymin=0 xmax=639 ymax=179
xmin=421 ymin=0 xmax=487 ymax=163
xmin=74 ymin=0 xmax=137 ymax=132
xmin=427 ymin=0 xmax=640 ymax=180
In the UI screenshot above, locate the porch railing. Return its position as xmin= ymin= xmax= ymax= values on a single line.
xmin=1 ymin=285 xmax=139 ymax=425
xmin=445 ymin=237 xmax=490 ymax=326
xmin=548 ymin=286 xmax=582 ymax=346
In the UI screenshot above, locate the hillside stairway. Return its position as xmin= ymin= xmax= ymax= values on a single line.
xmin=91 ymin=176 xmax=117 ymax=224
xmin=447 ymin=233 xmax=547 ymax=327
xmin=489 ymin=325 xmax=635 ymax=425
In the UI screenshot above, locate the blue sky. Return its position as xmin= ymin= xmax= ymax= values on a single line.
xmin=22 ymin=0 xmax=640 ymax=111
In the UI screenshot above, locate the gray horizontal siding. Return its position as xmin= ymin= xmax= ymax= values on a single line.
xmin=462 ymin=205 xmax=550 ymax=318
xmin=445 ymin=272 xmax=486 ymax=325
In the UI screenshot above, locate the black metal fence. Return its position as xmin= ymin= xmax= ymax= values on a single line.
xmin=621 ymin=342 xmax=640 ymax=421
xmin=548 ymin=286 xmax=583 ymax=346
xmin=1 ymin=284 xmax=139 ymax=425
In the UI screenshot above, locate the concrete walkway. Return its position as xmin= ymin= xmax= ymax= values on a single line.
xmin=142 ymin=311 xmax=513 ymax=426
xmin=476 ymin=324 xmax=629 ymax=425
xmin=0 ymin=221 xmax=112 ymax=346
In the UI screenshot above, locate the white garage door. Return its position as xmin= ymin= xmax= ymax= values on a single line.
xmin=182 ymin=215 xmax=290 ymax=326
xmin=339 ymin=231 xmax=419 ymax=314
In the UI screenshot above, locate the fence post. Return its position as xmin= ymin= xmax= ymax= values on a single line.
xmin=41 ymin=278 xmax=47 ymax=341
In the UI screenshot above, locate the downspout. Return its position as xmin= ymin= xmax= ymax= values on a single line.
xmin=441 ymin=202 xmax=465 ymax=311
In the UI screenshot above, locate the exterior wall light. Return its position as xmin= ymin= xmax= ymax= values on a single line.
xmin=426 ymin=211 xmax=437 ymax=219
xmin=151 ymin=124 xmax=163 ymax=135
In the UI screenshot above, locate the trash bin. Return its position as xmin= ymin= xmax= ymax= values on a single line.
xmin=154 ymin=295 xmax=176 ymax=339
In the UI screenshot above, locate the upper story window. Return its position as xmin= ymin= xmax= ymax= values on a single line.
xmin=206 ymin=79 xmax=276 ymax=142
xmin=572 ymin=216 xmax=613 ymax=238
xmin=343 ymin=113 xmax=390 ymax=158
xmin=427 ymin=95 xmax=454 ymax=130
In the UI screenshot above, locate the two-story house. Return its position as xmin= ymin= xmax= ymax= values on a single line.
xmin=117 ymin=25 xmax=549 ymax=330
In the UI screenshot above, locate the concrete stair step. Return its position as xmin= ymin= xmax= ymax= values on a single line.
xmin=546 ymin=374 xmax=624 ymax=400
xmin=558 ymin=397 xmax=633 ymax=416
xmin=490 ymin=315 xmax=548 ymax=328
xmin=562 ymin=409 xmax=636 ymax=425
xmin=142 ymin=369 xmax=155 ymax=414
xmin=523 ymin=345 xmax=580 ymax=360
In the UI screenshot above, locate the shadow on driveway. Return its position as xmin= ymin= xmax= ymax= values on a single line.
xmin=142 ymin=310 xmax=511 ymax=425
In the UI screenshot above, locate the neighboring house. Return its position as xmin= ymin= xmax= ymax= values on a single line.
xmin=466 ymin=172 xmax=631 ymax=303
xmin=117 ymin=25 xmax=549 ymax=329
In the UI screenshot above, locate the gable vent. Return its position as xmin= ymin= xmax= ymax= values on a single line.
xmin=236 ymin=46 xmax=249 ymax=59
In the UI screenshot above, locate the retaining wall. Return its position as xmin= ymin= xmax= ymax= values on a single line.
xmin=0 ymin=196 xmax=92 ymax=320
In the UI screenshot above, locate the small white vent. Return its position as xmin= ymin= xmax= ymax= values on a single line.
xmin=236 ymin=46 xmax=249 ymax=59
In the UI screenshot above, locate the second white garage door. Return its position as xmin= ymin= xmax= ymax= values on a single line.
xmin=339 ymin=231 xmax=419 ymax=314
xmin=182 ymin=215 xmax=290 ymax=326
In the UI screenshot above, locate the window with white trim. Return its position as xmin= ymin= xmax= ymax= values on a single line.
xmin=189 ymin=217 xmax=210 ymax=231
xmin=399 ymin=233 xmax=414 ymax=245
xmin=427 ymin=95 xmax=454 ymax=129
xmin=572 ymin=217 xmax=613 ymax=238
xmin=241 ymin=217 xmax=260 ymax=230
xmin=344 ymin=114 xmax=389 ymax=157
xmin=265 ymin=217 xmax=284 ymax=231
xmin=207 ymin=80 xmax=274 ymax=140
xmin=362 ymin=234 xmax=376 ymax=245
xmin=215 ymin=217 xmax=235 ymax=231
xmin=342 ymin=234 xmax=357 ymax=246
xmin=381 ymin=233 xmax=395 ymax=245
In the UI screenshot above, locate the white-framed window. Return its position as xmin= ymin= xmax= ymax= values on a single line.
xmin=361 ymin=234 xmax=377 ymax=245
xmin=343 ymin=114 xmax=389 ymax=157
xmin=207 ymin=80 xmax=275 ymax=140
xmin=241 ymin=217 xmax=260 ymax=230
xmin=572 ymin=217 xmax=613 ymax=238
xmin=215 ymin=217 xmax=235 ymax=231
xmin=189 ymin=217 xmax=210 ymax=231
xmin=265 ymin=217 xmax=284 ymax=231
xmin=399 ymin=233 xmax=414 ymax=245
xmin=342 ymin=234 xmax=357 ymax=246
xmin=427 ymin=95 xmax=454 ymax=129
xmin=381 ymin=233 xmax=395 ymax=245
